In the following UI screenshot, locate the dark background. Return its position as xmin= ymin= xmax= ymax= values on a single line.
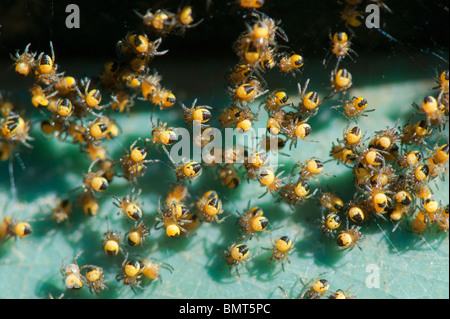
xmin=0 ymin=0 xmax=449 ymax=60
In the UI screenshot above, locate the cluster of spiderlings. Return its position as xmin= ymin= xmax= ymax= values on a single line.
xmin=222 ymin=11 xmax=302 ymax=133
xmin=205 ymin=6 xmax=354 ymax=266
xmin=0 ymin=0 xmax=448 ymax=299
xmin=326 ymin=67 xmax=448 ymax=240
xmin=2 ymin=4 xmax=204 ymax=295
xmin=211 ymin=7 xmax=365 ymax=224
xmin=203 ymin=3 xmax=365 ymax=278
xmin=216 ymin=2 xmax=448 ymax=273
xmin=6 ymin=41 xmax=125 ymax=215
xmin=317 ymin=64 xmax=448 ymax=248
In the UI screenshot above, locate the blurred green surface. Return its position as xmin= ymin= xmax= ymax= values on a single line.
xmin=0 ymin=57 xmax=448 ymax=299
